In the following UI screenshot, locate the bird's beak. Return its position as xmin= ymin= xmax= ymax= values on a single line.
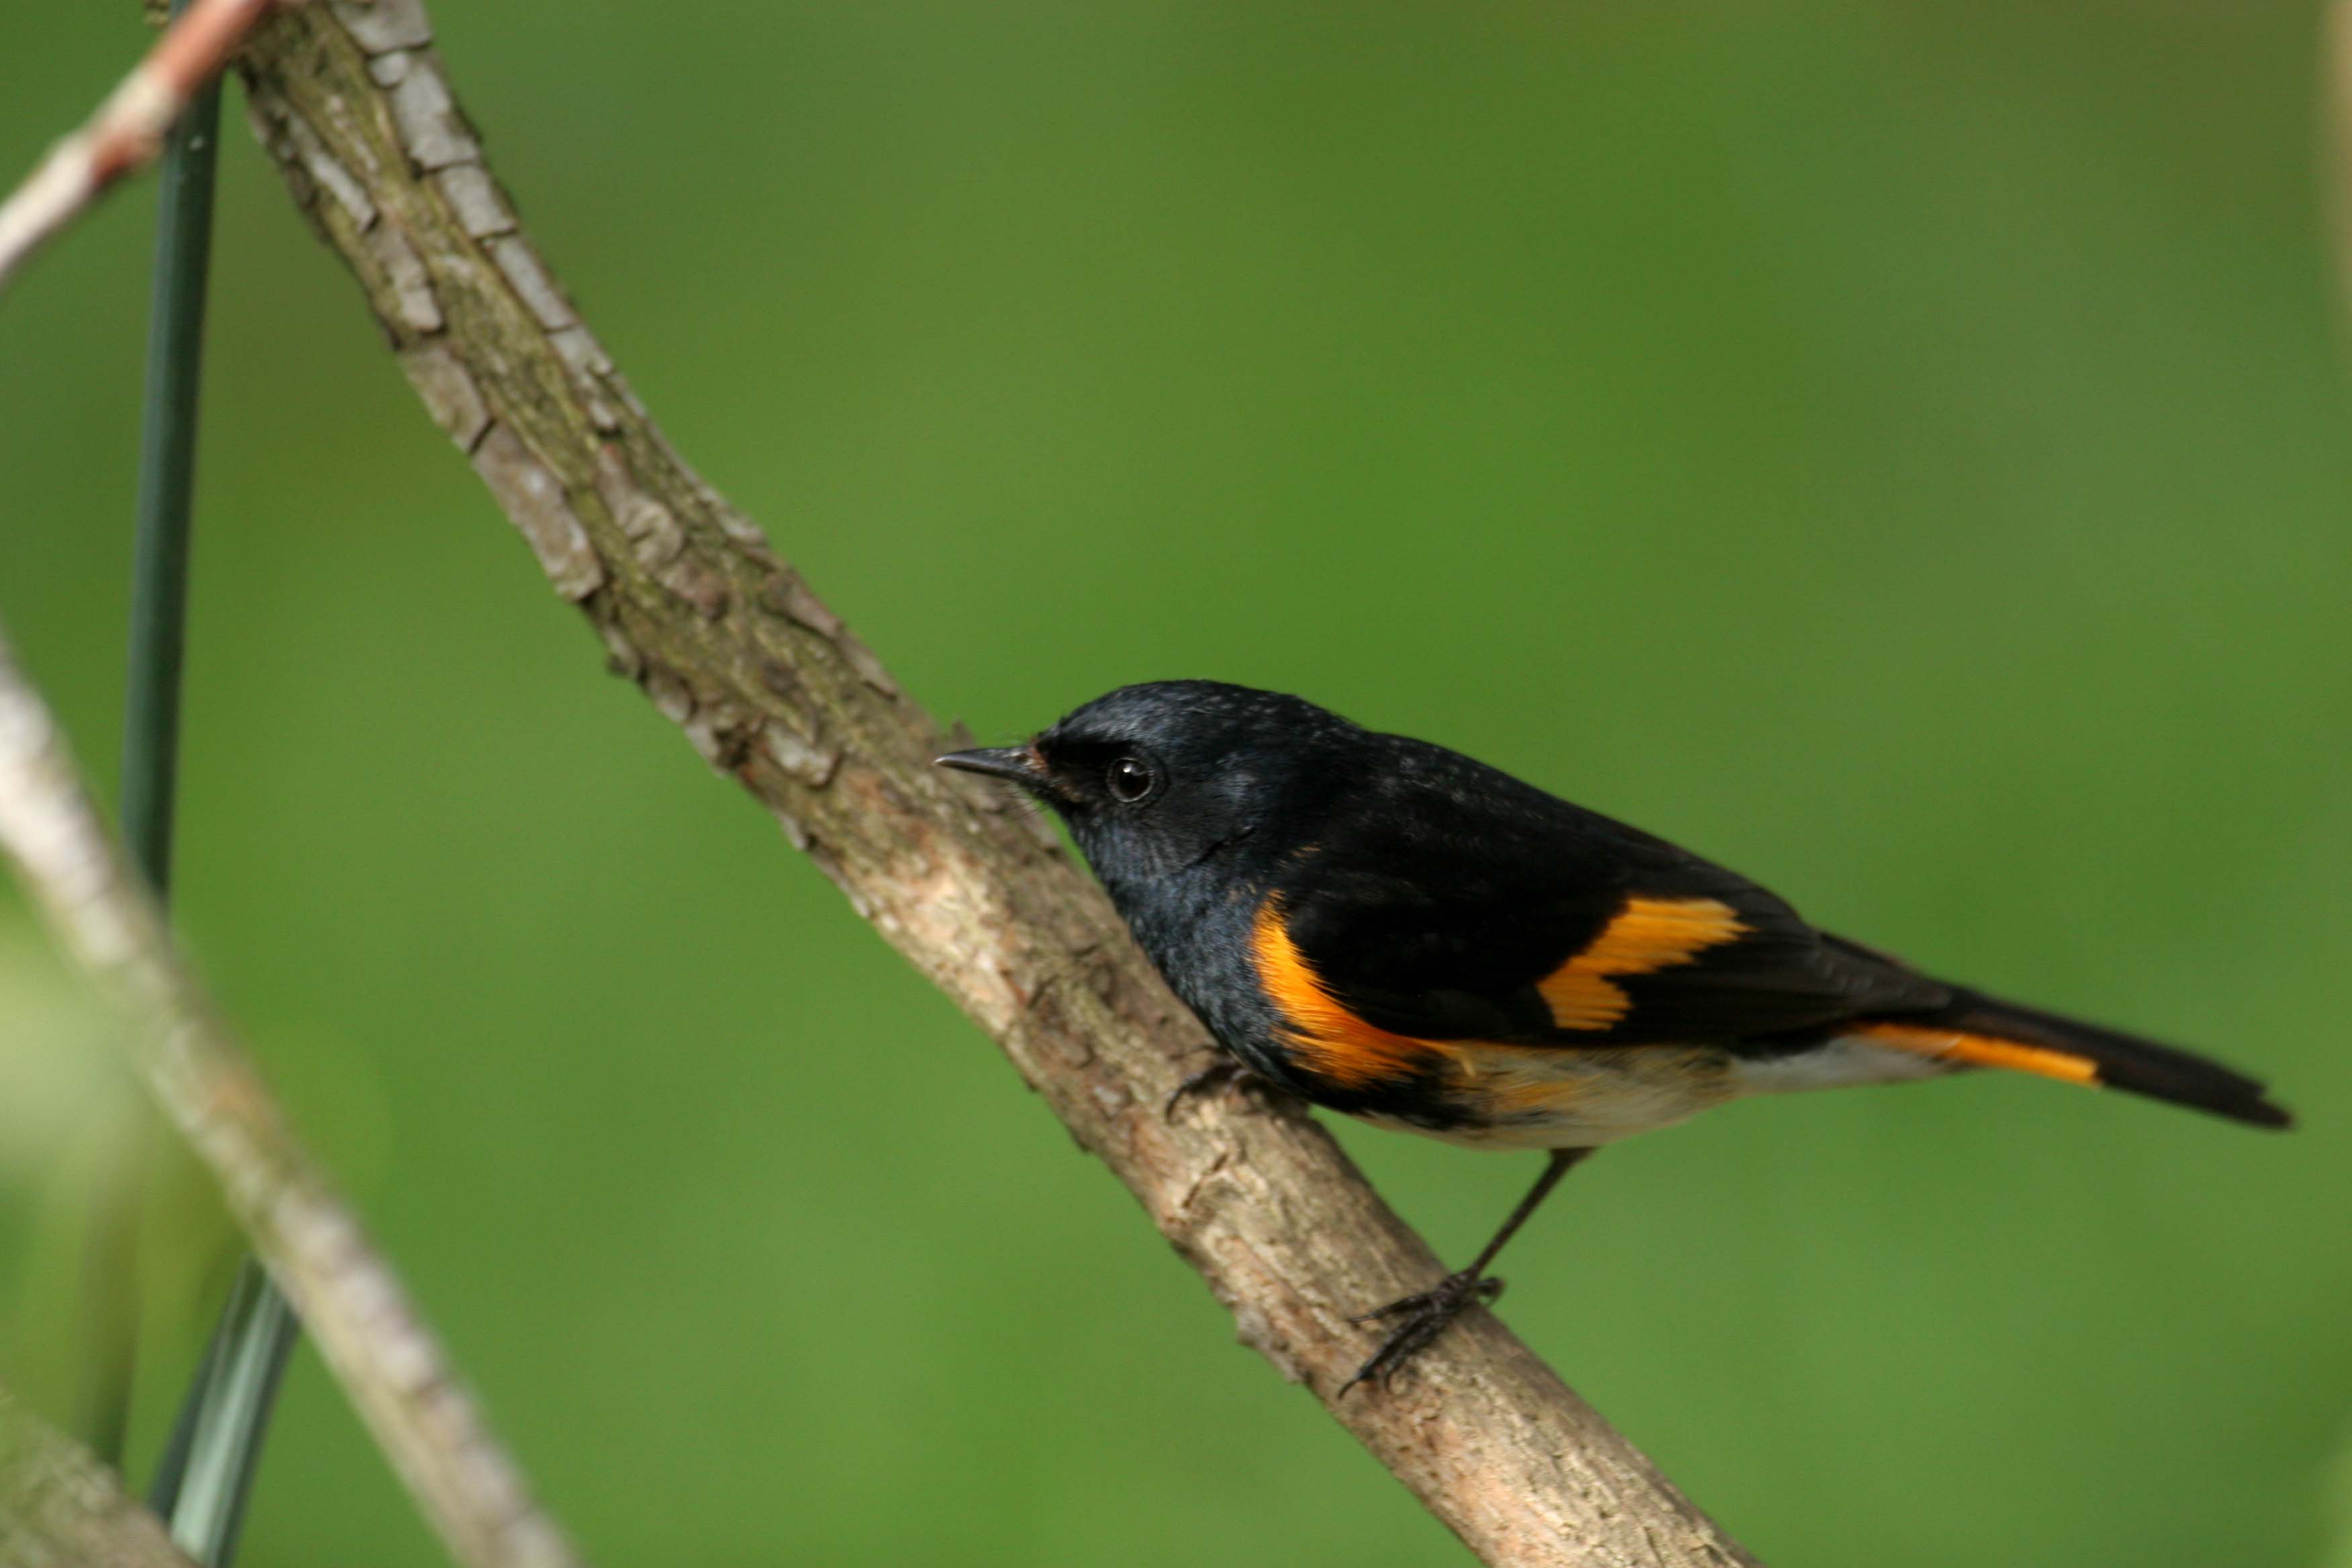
xmin=935 ymin=745 xmax=1049 ymax=791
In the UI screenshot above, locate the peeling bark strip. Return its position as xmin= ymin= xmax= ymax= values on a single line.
xmin=0 ymin=629 xmax=581 ymax=1568
xmin=0 ymin=1381 xmax=193 ymax=1568
xmin=232 ymin=5 xmax=1762 ymax=1563
xmin=0 ymin=0 xmax=304 ymax=295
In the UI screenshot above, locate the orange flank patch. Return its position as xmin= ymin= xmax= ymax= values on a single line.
xmin=1248 ymin=901 xmax=1740 ymax=1139
xmin=1538 ymin=897 xmax=1745 ymax=1030
xmin=1857 ymin=1020 xmax=2102 ymax=1086
xmin=1251 ymin=901 xmax=1451 ymax=1089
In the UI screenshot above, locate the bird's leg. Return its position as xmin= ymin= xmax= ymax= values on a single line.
xmin=1340 ymin=1146 xmax=1594 ymax=1395
xmin=1164 ymin=1054 xmax=1285 ymax=1120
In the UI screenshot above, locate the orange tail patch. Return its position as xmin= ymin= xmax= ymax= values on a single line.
xmin=1857 ymin=1020 xmax=2101 ymax=1087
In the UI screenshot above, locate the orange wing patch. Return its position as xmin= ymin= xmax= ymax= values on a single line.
xmin=1252 ymin=901 xmax=1450 ymax=1089
xmin=1538 ymin=897 xmax=1745 ymax=1031
xmin=1857 ymin=1020 xmax=2101 ymax=1086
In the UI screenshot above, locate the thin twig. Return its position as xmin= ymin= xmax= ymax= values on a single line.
xmin=0 ymin=1377 xmax=193 ymax=1568
xmin=0 ymin=0 xmax=299 ymax=297
xmin=2326 ymin=0 xmax=2352 ymax=326
xmin=0 ymin=626 xmax=583 ymax=1568
xmin=228 ymin=5 xmax=1763 ymax=1562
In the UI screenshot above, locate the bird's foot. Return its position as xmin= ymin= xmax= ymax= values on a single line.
xmin=1338 ymin=1269 xmax=1504 ymax=1395
xmin=1164 ymin=1057 xmax=1281 ymax=1120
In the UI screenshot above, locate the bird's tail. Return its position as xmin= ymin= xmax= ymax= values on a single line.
xmin=1855 ymin=989 xmax=2293 ymax=1130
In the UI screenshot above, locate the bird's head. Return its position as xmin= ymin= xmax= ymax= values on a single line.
xmin=937 ymin=680 xmax=1358 ymax=884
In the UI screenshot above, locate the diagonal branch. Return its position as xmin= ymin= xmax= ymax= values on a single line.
xmin=0 ymin=1379 xmax=193 ymax=1568
xmin=0 ymin=626 xmax=583 ymax=1568
xmin=229 ymin=3 xmax=1761 ymax=1563
xmin=0 ymin=0 xmax=299 ymax=297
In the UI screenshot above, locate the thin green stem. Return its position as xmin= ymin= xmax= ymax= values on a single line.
xmin=119 ymin=55 xmax=216 ymax=900
xmin=77 ymin=3 xmax=232 ymax=1473
xmin=100 ymin=5 xmax=305 ymax=1555
xmin=156 ymin=1261 xmax=301 ymax=1565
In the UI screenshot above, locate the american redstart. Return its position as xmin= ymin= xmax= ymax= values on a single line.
xmin=938 ymin=681 xmax=2290 ymax=1391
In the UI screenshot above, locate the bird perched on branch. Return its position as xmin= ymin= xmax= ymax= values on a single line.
xmin=938 ymin=681 xmax=2290 ymax=1392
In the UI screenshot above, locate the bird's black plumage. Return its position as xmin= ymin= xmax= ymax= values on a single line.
xmin=945 ymin=679 xmax=2286 ymax=1133
xmin=938 ymin=680 xmax=2290 ymax=1385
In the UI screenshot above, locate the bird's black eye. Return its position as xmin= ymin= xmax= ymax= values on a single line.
xmin=1106 ymin=756 xmax=1157 ymax=803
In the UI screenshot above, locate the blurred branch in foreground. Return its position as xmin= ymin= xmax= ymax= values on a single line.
xmin=0 ymin=627 xmax=583 ymax=1568
xmin=223 ymin=4 xmax=1761 ymax=1563
xmin=0 ymin=0 xmax=300 ymax=297
xmin=0 ymin=1377 xmax=191 ymax=1568
xmin=2329 ymin=1 xmax=2352 ymax=328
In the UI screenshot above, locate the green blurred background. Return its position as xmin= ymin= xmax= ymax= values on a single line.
xmin=3 ymin=2 xmax=2349 ymax=1563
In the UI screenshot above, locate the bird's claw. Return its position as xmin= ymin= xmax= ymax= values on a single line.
xmin=1338 ymin=1269 xmax=1504 ymax=1395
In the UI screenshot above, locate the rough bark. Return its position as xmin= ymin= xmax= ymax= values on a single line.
xmin=0 ymin=1381 xmax=192 ymax=1568
xmin=231 ymin=4 xmax=1761 ymax=1563
xmin=0 ymin=627 xmax=579 ymax=1568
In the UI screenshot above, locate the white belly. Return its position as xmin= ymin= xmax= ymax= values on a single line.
xmin=1354 ymin=1036 xmax=1953 ymax=1151
xmin=1361 ymin=1042 xmax=1741 ymax=1150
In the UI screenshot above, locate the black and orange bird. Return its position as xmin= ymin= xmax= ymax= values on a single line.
xmin=937 ymin=681 xmax=2291 ymax=1390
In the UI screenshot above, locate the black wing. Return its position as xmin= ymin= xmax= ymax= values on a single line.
xmin=1271 ymin=734 xmax=1943 ymax=1047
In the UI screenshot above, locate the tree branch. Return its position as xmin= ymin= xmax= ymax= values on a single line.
xmin=0 ymin=627 xmax=582 ymax=1568
xmin=2326 ymin=0 xmax=2352 ymax=327
xmin=0 ymin=0 xmax=299 ymax=297
xmin=229 ymin=3 xmax=1761 ymax=1561
xmin=0 ymin=1380 xmax=192 ymax=1568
